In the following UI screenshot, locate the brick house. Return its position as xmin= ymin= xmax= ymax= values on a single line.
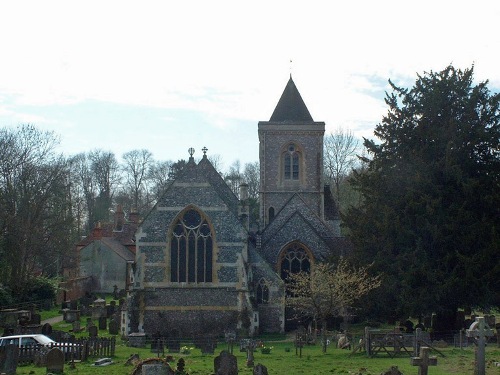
xmin=126 ymin=76 xmax=345 ymax=336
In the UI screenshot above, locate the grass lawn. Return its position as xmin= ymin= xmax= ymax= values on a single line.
xmin=13 ymin=334 xmax=500 ymax=375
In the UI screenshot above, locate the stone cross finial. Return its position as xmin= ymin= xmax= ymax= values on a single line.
xmin=202 ymin=146 xmax=208 ymax=156
xmin=466 ymin=316 xmax=494 ymax=375
xmin=410 ymin=346 xmax=437 ymax=375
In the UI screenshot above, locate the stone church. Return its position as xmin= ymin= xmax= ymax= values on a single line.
xmin=125 ymin=76 xmax=345 ymax=336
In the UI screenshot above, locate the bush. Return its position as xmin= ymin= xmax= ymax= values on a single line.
xmin=0 ymin=285 xmax=13 ymax=306
xmin=22 ymin=276 xmax=58 ymax=302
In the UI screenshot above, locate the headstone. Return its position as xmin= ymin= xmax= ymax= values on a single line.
xmin=253 ymin=363 xmax=268 ymax=375
xmin=98 ymin=316 xmax=107 ymax=330
xmin=0 ymin=345 xmax=19 ymax=375
xmin=72 ymin=320 xmax=81 ymax=332
xmin=30 ymin=313 xmax=41 ymax=325
xmin=380 ymin=366 xmax=403 ymax=375
xmin=94 ymin=358 xmax=113 ymax=366
xmin=64 ymin=309 xmax=80 ymax=323
xmin=466 ymin=317 xmax=494 ymax=375
xmin=214 ymin=350 xmax=238 ymax=375
xmin=88 ymin=325 xmax=98 ymax=338
xmin=41 ymin=322 xmax=53 ymax=336
xmin=106 ymin=304 xmax=115 ymax=317
xmin=128 ymin=332 xmax=147 ymax=348
xmin=410 ymin=346 xmax=437 ymax=375
xmin=142 ymin=363 xmax=170 ymax=375
xmin=109 ymin=319 xmax=119 ymax=335
xmin=46 ymin=347 xmax=65 ymax=374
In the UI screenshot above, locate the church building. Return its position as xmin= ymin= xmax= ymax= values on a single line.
xmin=126 ymin=76 xmax=344 ymax=336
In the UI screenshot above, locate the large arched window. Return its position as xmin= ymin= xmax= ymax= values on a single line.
xmin=170 ymin=208 xmax=213 ymax=283
xmin=279 ymin=242 xmax=312 ymax=280
xmin=283 ymin=143 xmax=300 ymax=180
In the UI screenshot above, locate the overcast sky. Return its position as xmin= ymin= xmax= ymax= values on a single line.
xmin=1 ymin=0 xmax=499 ymax=170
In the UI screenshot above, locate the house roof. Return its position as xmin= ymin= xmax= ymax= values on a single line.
xmin=269 ymin=76 xmax=314 ymax=123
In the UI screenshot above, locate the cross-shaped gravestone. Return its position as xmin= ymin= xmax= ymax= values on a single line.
xmin=466 ymin=316 xmax=494 ymax=375
xmin=410 ymin=346 xmax=437 ymax=375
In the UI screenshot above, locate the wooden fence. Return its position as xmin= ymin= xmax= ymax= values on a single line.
xmin=15 ymin=337 xmax=115 ymax=365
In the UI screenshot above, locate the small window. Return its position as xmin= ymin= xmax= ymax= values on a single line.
xmin=256 ymin=278 xmax=269 ymax=304
xmin=268 ymin=207 xmax=275 ymax=222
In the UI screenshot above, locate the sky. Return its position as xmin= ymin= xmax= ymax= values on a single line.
xmin=1 ymin=0 xmax=500 ymax=170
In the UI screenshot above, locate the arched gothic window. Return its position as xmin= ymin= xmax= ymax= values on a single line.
xmin=256 ymin=278 xmax=269 ymax=304
xmin=170 ymin=208 xmax=213 ymax=283
xmin=283 ymin=143 xmax=300 ymax=180
xmin=279 ymin=242 xmax=311 ymax=280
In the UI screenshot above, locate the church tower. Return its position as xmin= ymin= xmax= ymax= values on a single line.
xmin=258 ymin=76 xmax=326 ymax=227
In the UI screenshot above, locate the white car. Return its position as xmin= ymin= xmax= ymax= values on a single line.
xmin=0 ymin=334 xmax=77 ymax=352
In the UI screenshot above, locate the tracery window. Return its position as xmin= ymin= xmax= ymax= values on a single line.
xmin=279 ymin=242 xmax=311 ymax=280
xmin=283 ymin=143 xmax=300 ymax=180
xmin=256 ymin=278 xmax=269 ymax=304
xmin=170 ymin=208 xmax=213 ymax=283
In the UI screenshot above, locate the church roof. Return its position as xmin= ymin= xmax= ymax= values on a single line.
xmin=269 ymin=76 xmax=314 ymax=122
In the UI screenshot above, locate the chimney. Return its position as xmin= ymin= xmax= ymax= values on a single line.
xmin=92 ymin=222 xmax=103 ymax=240
xmin=129 ymin=208 xmax=139 ymax=224
xmin=114 ymin=205 xmax=125 ymax=231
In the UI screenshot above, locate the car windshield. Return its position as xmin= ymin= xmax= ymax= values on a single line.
xmin=34 ymin=335 xmax=56 ymax=345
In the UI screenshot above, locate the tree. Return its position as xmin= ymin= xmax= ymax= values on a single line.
xmin=286 ymin=259 xmax=381 ymax=352
xmin=343 ymin=65 xmax=500 ymax=323
xmin=0 ymin=125 xmax=74 ymax=296
xmin=324 ymin=128 xmax=360 ymax=209
xmin=121 ymin=149 xmax=154 ymax=212
xmin=148 ymin=160 xmax=174 ymax=202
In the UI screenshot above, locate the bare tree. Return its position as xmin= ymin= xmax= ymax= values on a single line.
xmin=286 ymin=259 xmax=381 ymax=352
xmin=122 ymin=149 xmax=153 ymax=212
xmin=148 ymin=160 xmax=174 ymax=202
xmin=324 ymin=128 xmax=360 ymax=206
xmin=88 ymin=150 xmax=120 ymax=224
xmin=0 ymin=125 xmax=74 ymax=293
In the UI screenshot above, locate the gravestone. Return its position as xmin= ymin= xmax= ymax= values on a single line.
xmin=141 ymin=363 xmax=171 ymax=375
xmin=72 ymin=320 xmax=81 ymax=332
xmin=128 ymin=332 xmax=146 ymax=348
xmin=166 ymin=330 xmax=180 ymax=353
xmin=64 ymin=309 xmax=80 ymax=323
xmin=41 ymin=322 xmax=53 ymax=336
xmin=31 ymin=313 xmax=41 ymax=325
xmin=88 ymin=325 xmax=98 ymax=338
xmin=225 ymin=330 xmax=237 ymax=354
xmin=466 ymin=316 xmax=494 ymax=375
xmin=109 ymin=319 xmax=119 ymax=335
xmin=214 ymin=350 xmax=238 ymax=375
xmin=380 ymin=366 xmax=403 ymax=375
xmin=98 ymin=316 xmax=107 ymax=330
xmin=410 ymin=346 xmax=437 ymax=375
xmin=253 ymin=363 xmax=268 ymax=375
xmin=0 ymin=345 xmax=19 ymax=375
xmin=46 ymin=347 xmax=65 ymax=374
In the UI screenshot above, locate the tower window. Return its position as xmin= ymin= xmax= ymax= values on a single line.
xmin=284 ymin=144 xmax=300 ymax=180
xmin=170 ymin=208 xmax=213 ymax=283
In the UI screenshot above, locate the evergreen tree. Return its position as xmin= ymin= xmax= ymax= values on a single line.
xmin=344 ymin=65 xmax=500 ymax=322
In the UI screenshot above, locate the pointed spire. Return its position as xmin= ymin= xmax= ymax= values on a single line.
xmin=269 ymin=76 xmax=314 ymax=122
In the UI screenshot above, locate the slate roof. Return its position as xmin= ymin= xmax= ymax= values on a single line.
xmin=269 ymin=76 xmax=314 ymax=122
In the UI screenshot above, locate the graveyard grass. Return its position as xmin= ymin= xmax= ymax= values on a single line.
xmin=12 ymin=332 xmax=500 ymax=375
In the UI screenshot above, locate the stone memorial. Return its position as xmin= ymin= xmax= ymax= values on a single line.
xmin=380 ymin=366 xmax=403 ymax=375
xmin=128 ymin=332 xmax=147 ymax=348
xmin=214 ymin=350 xmax=238 ymax=375
xmin=46 ymin=347 xmax=65 ymax=374
xmin=410 ymin=346 xmax=437 ymax=375
xmin=0 ymin=345 xmax=19 ymax=375
xmin=42 ymin=322 xmax=53 ymax=336
xmin=253 ymin=363 xmax=268 ymax=375
xmin=98 ymin=316 xmax=107 ymax=330
xmin=466 ymin=316 xmax=494 ymax=375
xmin=88 ymin=325 xmax=98 ymax=338
xmin=109 ymin=319 xmax=119 ymax=335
